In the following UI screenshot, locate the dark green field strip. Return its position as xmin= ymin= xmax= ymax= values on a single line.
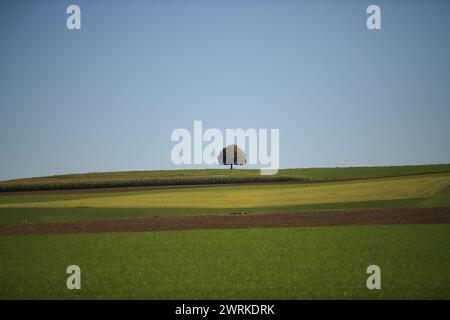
xmin=2 ymin=164 xmax=450 ymax=192
xmin=280 ymin=164 xmax=450 ymax=180
xmin=1 ymin=224 xmax=449 ymax=299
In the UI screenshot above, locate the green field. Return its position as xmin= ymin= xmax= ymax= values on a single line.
xmin=1 ymin=224 xmax=449 ymax=299
xmin=1 ymin=164 xmax=450 ymax=192
xmin=1 ymin=165 xmax=449 ymax=300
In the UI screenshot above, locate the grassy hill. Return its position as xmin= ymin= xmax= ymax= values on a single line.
xmin=1 ymin=163 xmax=450 ymax=192
xmin=1 ymin=166 xmax=449 ymax=299
xmin=1 ymin=172 xmax=449 ymax=224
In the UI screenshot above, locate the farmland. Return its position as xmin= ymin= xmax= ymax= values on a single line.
xmin=1 ymin=224 xmax=449 ymax=299
xmin=1 ymin=163 xmax=450 ymax=192
xmin=0 ymin=172 xmax=449 ymax=224
xmin=0 ymin=165 xmax=449 ymax=299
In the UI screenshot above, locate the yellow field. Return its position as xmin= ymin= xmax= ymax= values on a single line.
xmin=2 ymin=173 xmax=449 ymax=209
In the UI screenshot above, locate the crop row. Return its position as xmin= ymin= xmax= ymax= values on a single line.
xmin=0 ymin=176 xmax=308 ymax=192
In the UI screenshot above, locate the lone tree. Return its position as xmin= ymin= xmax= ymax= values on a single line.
xmin=217 ymin=144 xmax=246 ymax=169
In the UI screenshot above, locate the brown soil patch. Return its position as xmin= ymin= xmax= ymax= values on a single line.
xmin=0 ymin=207 xmax=449 ymax=236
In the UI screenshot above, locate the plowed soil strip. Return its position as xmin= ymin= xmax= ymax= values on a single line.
xmin=1 ymin=207 xmax=449 ymax=236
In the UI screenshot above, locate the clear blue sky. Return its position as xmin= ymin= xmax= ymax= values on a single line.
xmin=1 ymin=0 xmax=450 ymax=180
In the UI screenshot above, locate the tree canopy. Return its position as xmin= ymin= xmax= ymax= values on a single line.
xmin=217 ymin=144 xmax=246 ymax=169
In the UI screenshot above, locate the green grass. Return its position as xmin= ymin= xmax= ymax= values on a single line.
xmin=1 ymin=224 xmax=449 ymax=299
xmin=0 ymin=173 xmax=449 ymax=224
xmin=1 ymin=164 xmax=450 ymax=192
